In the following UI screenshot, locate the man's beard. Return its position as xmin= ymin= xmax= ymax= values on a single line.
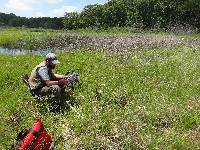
xmin=47 ymin=64 xmax=55 ymax=69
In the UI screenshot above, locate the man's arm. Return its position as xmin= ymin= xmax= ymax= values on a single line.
xmin=38 ymin=68 xmax=67 ymax=86
xmin=45 ymin=80 xmax=59 ymax=86
xmin=54 ymin=73 xmax=68 ymax=79
xmin=44 ymin=73 xmax=69 ymax=86
xmin=45 ymin=78 xmax=68 ymax=87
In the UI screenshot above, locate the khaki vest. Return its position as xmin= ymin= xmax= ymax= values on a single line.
xmin=29 ymin=61 xmax=53 ymax=90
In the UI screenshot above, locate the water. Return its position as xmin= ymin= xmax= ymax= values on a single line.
xmin=0 ymin=47 xmax=57 ymax=56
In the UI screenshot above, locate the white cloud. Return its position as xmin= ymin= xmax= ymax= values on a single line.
xmin=47 ymin=0 xmax=63 ymax=3
xmin=0 ymin=9 xmax=7 ymax=14
xmin=33 ymin=12 xmax=46 ymax=18
xmin=51 ymin=5 xmax=78 ymax=17
xmin=6 ymin=0 xmax=33 ymax=12
xmin=3 ymin=0 xmax=42 ymax=17
xmin=2 ymin=0 xmax=79 ymax=18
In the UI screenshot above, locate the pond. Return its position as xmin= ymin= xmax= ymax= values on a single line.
xmin=0 ymin=47 xmax=57 ymax=56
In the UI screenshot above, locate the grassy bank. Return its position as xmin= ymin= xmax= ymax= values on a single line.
xmin=0 ymin=28 xmax=60 ymax=49
xmin=1 ymin=47 xmax=200 ymax=149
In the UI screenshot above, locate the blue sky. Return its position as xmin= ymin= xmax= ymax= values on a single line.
xmin=0 ymin=0 xmax=108 ymax=18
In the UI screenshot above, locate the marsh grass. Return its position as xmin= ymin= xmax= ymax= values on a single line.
xmin=0 ymin=46 xmax=200 ymax=149
xmin=1 ymin=28 xmax=200 ymax=52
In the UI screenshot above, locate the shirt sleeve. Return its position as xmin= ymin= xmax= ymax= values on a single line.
xmin=38 ymin=67 xmax=50 ymax=81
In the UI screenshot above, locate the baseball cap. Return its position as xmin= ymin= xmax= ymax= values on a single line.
xmin=46 ymin=53 xmax=60 ymax=64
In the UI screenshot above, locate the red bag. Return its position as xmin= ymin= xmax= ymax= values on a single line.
xmin=14 ymin=119 xmax=54 ymax=150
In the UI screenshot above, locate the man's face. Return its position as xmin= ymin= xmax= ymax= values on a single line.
xmin=47 ymin=61 xmax=56 ymax=69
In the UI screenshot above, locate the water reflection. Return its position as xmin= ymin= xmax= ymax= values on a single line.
xmin=0 ymin=47 xmax=57 ymax=56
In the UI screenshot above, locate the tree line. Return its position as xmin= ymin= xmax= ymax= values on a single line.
xmin=63 ymin=0 xmax=200 ymax=31
xmin=0 ymin=12 xmax=64 ymax=29
xmin=1 ymin=0 xmax=200 ymax=31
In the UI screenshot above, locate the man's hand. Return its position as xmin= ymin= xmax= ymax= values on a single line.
xmin=58 ymin=78 xmax=68 ymax=86
xmin=63 ymin=75 xmax=68 ymax=80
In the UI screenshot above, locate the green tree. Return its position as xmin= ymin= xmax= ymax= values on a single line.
xmin=63 ymin=12 xmax=80 ymax=30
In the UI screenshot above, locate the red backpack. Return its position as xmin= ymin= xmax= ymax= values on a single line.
xmin=13 ymin=119 xmax=54 ymax=150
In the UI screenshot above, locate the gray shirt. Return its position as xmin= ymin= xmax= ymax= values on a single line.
xmin=37 ymin=66 xmax=51 ymax=81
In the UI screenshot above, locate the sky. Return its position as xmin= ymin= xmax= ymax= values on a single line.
xmin=0 ymin=0 xmax=108 ymax=18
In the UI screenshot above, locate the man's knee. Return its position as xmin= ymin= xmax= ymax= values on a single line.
xmin=51 ymin=85 xmax=62 ymax=96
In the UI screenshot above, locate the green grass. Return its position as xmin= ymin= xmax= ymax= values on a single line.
xmin=0 ymin=27 xmax=61 ymax=49
xmin=1 ymin=47 xmax=200 ymax=149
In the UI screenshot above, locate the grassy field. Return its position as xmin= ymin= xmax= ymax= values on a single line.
xmin=1 ymin=45 xmax=200 ymax=149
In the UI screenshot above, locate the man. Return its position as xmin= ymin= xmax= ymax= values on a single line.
xmin=29 ymin=53 xmax=68 ymax=99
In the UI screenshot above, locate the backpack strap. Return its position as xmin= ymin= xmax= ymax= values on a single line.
xmin=27 ymin=124 xmax=44 ymax=149
xmin=16 ymin=128 xmax=30 ymax=141
xmin=10 ymin=128 xmax=31 ymax=150
xmin=30 ymin=126 xmax=44 ymax=137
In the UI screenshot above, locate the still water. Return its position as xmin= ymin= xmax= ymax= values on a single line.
xmin=0 ymin=47 xmax=57 ymax=56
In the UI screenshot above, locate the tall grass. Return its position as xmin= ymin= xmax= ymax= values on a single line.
xmin=0 ymin=47 xmax=200 ymax=149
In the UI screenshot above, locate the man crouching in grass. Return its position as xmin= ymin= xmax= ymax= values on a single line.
xmin=29 ymin=53 xmax=69 ymax=111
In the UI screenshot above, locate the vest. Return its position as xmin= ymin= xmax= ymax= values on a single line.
xmin=29 ymin=61 xmax=54 ymax=90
